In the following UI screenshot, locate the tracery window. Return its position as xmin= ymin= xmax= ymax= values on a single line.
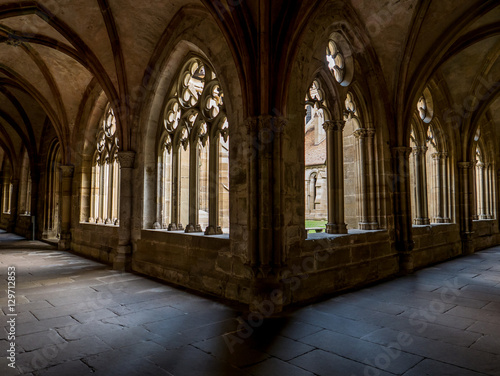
xmin=326 ymin=40 xmax=345 ymax=83
xmin=474 ymin=143 xmax=495 ymax=220
xmin=89 ymin=105 xmax=120 ymax=225
xmin=417 ymin=96 xmax=427 ymax=121
xmin=304 ymin=80 xmax=328 ymax=228
xmin=156 ymin=57 xmax=229 ymax=234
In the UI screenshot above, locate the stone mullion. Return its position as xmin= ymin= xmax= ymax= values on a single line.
xmin=458 ymin=162 xmax=474 ymax=254
xmin=442 ymin=153 xmax=451 ymax=223
xmin=2 ymin=177 xmax=9 ymax=213
xmin=169 ymin=148 xmax=181 ymax=230
xmin=472 ymin=163 xmax=478 ymax=220
xmin=8 ymin=179 xmax=19 ymax=232
xmin=205 ymin=134 xmax=222 ymax=235
xmin=392 ymin=146 xmax=414 ymax=272
xmin=412 ymin=148 xmax=421 ymax=223
xmin=477 ymin=163 xmax=487 ymax=219
xmin=485 ymin=164 xmax=491 ymax=218
xmin=491 ymin=165 xmax=497 ymax=219
xmin=353 ymin=128 xmax=369 ymax=229
xmin=106 ymin=160 xmax=114 ymax=224
xmin=324 ymin=120 xmax=347 ymax=234
xmin=366 ymin=129 xmax=378 ymax=229
xmin=185 ymin=140 xmax=202 ymax=233
xmin=98 ymin=161 xmax=105 ymax=223
xmin=114 ymin=151 xmax=135 ymax=270
xmin=413 ymin=146 xmax=430 ymax=225
xmin=155 ymin=153 xmax=163 ymax=227
xmin=487 ymin=164 xmax=494 ymax=219
xmin=431 ymin=153 xmax=444 ymax=223
xmin=58 ymin=166 xmax=74 ymax=250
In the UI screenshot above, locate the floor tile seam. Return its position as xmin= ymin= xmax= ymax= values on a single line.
xmin=360 ymin=328 xmax=500 ymax=366
xmin=312 ymin=305 xmax=477 ymax=335
xmin=297 ymin=345 xmax=403 ymax=375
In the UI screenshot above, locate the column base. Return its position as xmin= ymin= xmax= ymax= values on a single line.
xmin=413 ymin=218 xmax=430 ymax=225
xmin=359 ymin=222 xmax=379 ymax=230
xmin=461 ymin=232 xmax=475 ymax=255
xmin=479 ymin=215 xmax=489 ymax=220
xmin=432 ymin=217 xmax=445 ymax=224
xmin=168 ymin=223 xmax=183 ymax=231
xmin=397 ymin=240 xmax=415 ymax=274
xmin=113 ymin=245 xmax=132 ymax=271
xmin=325 ymin=223 xmax=347 ymax=234
xmin=204 ymin=225 xmax=223 ymax=235
xmin=185 ymin=224 xmax=202 ymax=233
xmin=358 ymin=222 xmax=371 ymax=230
xmin=58 ymin=232 xmax=71 ymax=251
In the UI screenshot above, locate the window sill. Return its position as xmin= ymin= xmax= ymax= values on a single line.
xmin=143 ymin=228 xmax=230 ymax=240
xmin=306 ymin=228 xmax=386 ymax=240
xmin=80 ymin=222 xmax=119 ymax=227
xmin=412 ymin=222 xmax=456 ymax=228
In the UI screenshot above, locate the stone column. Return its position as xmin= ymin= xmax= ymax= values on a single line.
xmin=353 ymin=128 xmax=369 ymax=229
xmin=413 ymin=146 xmax=430 ymax=225
xmin=30 ymin=170 xmax=40 ymax=239
xmin=58 ymin=166 xmax=74 ymax=250
xmin=392 ymin=146 xmax=414 ymax=272
xmin=471 ymin=163 xmax=477 ymax=220
xmin=477 ymin=162 xmax=487 ymax=219
xmin=487 ymin=164 xmax=494 ymax=219
xmin=7 ymin=179 xmax=19 ymax=232
xmin=2 ymin=176 xmax=8 ymax=213
xmin=366 ymin=129 xmax=378 ymax=229
xmin=168 ymin=148 xmax=182 ymax=230
xmin=431 ymin=152 xmax=444 ymax=223
xmin=442 ymin=153 xmax=451 ymax=222
xmin=205 ymin=135 xmax=222 ymax=235
xmin=185 ymin=141 xmax=202 ymax=233
xmin=458 ymin=162 xmax=474 ymax=254
xmin=323 ymin=120 xmax=347 ymax=234
xmin=114 ymin=151 xmax=135 ymax=270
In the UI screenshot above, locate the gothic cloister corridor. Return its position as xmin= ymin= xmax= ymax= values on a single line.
xmin=1 ymin=230 xmax=500 ymax=375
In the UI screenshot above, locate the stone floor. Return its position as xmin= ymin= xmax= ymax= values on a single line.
xmin=1 ymin=230 xmax=500 ymax=376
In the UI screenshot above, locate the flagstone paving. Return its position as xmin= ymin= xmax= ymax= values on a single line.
xmin=1 ymin=230 xmax=500 ymax=375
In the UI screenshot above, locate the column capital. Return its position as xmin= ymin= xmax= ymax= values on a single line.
xmin=458 ymin=161 xmax=472 ymax=170
xmin=477 ymin=162 xmax=485 ymax=169
xmin=117 ymin=151 xmax=136 ymax=169
xmin=244 ymin=117 xmax=258 ymax=134
xmin=353 ymin=128 xmax=368 ymax=139
xmin=59 ymin=165 xmax=75 ymax=178
xmin=391 ymin=146 xmax=412 ymax=159
xmin=323 ymin=120 xmax=345 ymax=132
xmin=258 ymin=115 xmax=287 ymax=132
xmin=366 ymin=128 xmax=376 ymax=138
xmin=431 ymin=152 xmax=446 ymax=161
xmin=412 ymin=145 xmax=428 ymax=156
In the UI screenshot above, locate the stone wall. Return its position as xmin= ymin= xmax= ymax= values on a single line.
xmin=285 ymin=230 xmax=398 ymax=304
xmin=71 ymin=223 xmax=119 ymax=264
xmin=473 ymin=220 xmax=500 ymax=251
xmin=411 ymin=224 xmax=462 ymax=269
xmin=14 ymin=215 xmax=33 ymax=239
xmin=133 ymin=230 xmax=252 ymax=303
